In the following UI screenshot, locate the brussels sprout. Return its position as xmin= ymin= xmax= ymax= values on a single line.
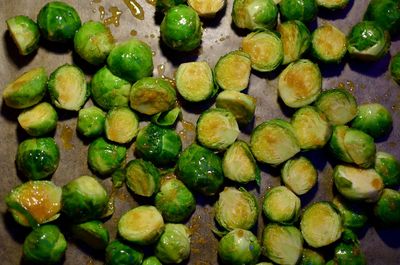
xmin=279 ymin=0 xmax=318 ymax=23
xmin=311 ymin=23 xmax=347 ymax=63
xmin=160 ymin=5 xmax=203 ymax=51
xmin=333 ymin=165 xmax=383 ymax=202
xmin=111 ymin=167 xmax=126 ymax=188
xmin=23 ymin=224 xmax=67 ymax=264
xmin=333 ymin=230 xmax=366 ymax=265
xmin=256 ymin=263 xmax=274 ymax=265
xmin=222 ymin=140 xmax=260 ymax=184
xmin=152 ymin=106 xmax=181 ymax=127
xmin=74 ymin=20 xmax=115 ymax=65
xmin=105 ymin=107 xmax=139 ymax=144
xmin=77 ymin=106 xmax=106 ymax=138
xmin=278 ymin=59 xmax=322 ymax=108
xmin=391 ymin=52 xmax=400 ymax=85
xmin=332 ymin=195 xmax=368 ymax=230
xmin=125 ymin=159 xmax=160 ymax=197
xmin=118 ymin=205 xmax=164 ymax=245
xmin=62 ymin=175 xmax=108 ymax=222
xmin=216 ymin=91 xmax=256 ymax=125
xmin=87 ymin=137 xmax=126 ymax=176
xmin=364 ymin=0 xmax=400 ymax=36
xmin=6 ymin=15 xmax=40 ymax=55
xmin=262 ymin=223 xmax=303 ymax=264
xmin=314 ymin=88 xmax=358 ymax=125
xmin=188 ymin=0 xmax=225 ymax=17
xmin=176 ymin=143 xmax=224 ymax=196
xmin=105 ymin=240 xmax=144 ymax=265
xmin=341 ymin=128 xmax=376 ymax=168
xmin=16 ymin=137 xmax=60 ymax=180
xmin=232 ymin=0 xmax=278 ymax=30
xmin=350 ymin=103 xmax=393 ymax=139
xmin=347 ymin=21 xmax=390 ymax=61
xmin=196 ymin=108 xmax=239 ymax=151
xmin=155 ymin=224 xmax=191 ymax=263
xmin=374 ymin=188 xmax=400 ymax=226
xmin=329 ymin=125 xmax=353 ymax=163
xmin=262 ymin=186 xmax=301 ymax=224
xmin=300 ymin=201 xmax=342 ymax=248
xmin=156 ymin=0 xmax=187 ymax=13
xmin=71 ymin=220 xmax=109 ymax=250
xmin=142 ymin=256 xmax=162 ymax=265
xmin=241 ymin=30 xmax=283 ymax=72
xmin=6 ymin=180 xmax=61 ymax=227
xmin=18 ymin=102 xmax=58 ymax=136
xmin=130 ymin=77 xmax=177 ymax=116
xmin=375 ymin=151 xmax=400 ymax=187
xmin=218 ymin=229 xmax=261 ymax=265
xmin=316 ymin=0 xmax=348 ymax=9
xmin=299 ymin=248 xmax=325 ymax=265
xmin=107 ymin=38 xmax=153 ymax=83
xmin=281 ymin=156 xmax=318 ymax=195
xmin=277 ymin=20 xmax=311 ymax=65
xmin=48 ymin=64 xmax=89 ymax=111
xmin=3 ymin=67 xmax=47 ymax=109
xmin=250 ymin=119 xmax=300 ymax=166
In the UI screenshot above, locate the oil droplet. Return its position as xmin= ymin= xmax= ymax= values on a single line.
xmin=151 ymin=50 xmax=156 ymax=56
xmin=130 ymin=29 xmax=137 ymax=36
xmin=86 ymin=259 xmax=95 ymax=265
xmin=60 ymin=125 xmax=74 ymax=150
xmin=146 ymin=0 xmax=156 ymax=6
xmin=123 ymin=0 xmax=145 ymax=20
xmin=157 ymin=64 xmax=166 ymax=77
xmin=150 ymin=33 xmax=155 ymax=38
xmin=92 ymin=8 xmax=96 ymax=13
xmin=91 ymin=0 xmax=102 ymax=3
xmin=99 ymin=6 xmax=106 ymax=20
xmin=104 ymin=6 xmax=123 ymax=27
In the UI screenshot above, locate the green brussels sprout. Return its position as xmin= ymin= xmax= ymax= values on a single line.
xmin=23 ymin=224 xmax=67 ymax=264
xmin=77 ymin=106 xmax=106 ymax=138
xmin=130 ymin=77 xmax=177 ymax=116
xmin=175 ymin=61 xmax=216 ymax=102
xmin=71 ymin=220 xmax=109 ymax=250
xmin=281 ymin=156 xmax=318 ymax=195
xmin=316 ymin=0 xmax=348 ymax=9
xmin=6 ymin=15 xmax=40 ymax=55
xmin=391 ymin=52 xmax=400 ymax=85
xmin=256 ymin=263 xmax=274 ymax=265
xmin=329 ymin=125 xmax=353 ymax=163
xmin=3 ymin=67 xmax=47 ymax=109
xmin=196 ymin=108 xmax=240 ymax=151
xmin=350 ymin=103 xmax=393 ymax=139
xmin=232 ymin=0 xmax=278 ymax=30
xmin=87 ymin=137 xmax=126 ymax=176
xmin=105 ymin=240 xmax=144 ymax=265
xmin=142 ymin=256 xmax=162 ymax=265
xmin=300 ymin=201 xmax=342 ymax=248
xmin=333 ymin=230 xmax=366 ymax=265
xmin=62 ymin=175 xmax=108 ymax=222
xmin=311 ymin=23 xmax=347 ymax=63
xmin=250 ymin=119 xmax=300 ymax=166
xmin=291 ymin=106 xmax=332 ymax=150
xmin=262 ymin=223 xmax=303 ymax=264
xmin=37 ymin=1 xmax=81 ymax=42
xmin=241 ymin=30 xmax=283 ymax=72
xmin=155 ymin=223 xmax=191 ymax=263
xmin=105 ymin=107 xmax=139 ymax=144
xmin=278 ymin=59 xmax=322 ymax=108
xmin=155 ymin=178 xmax=196 ymax=223
xmin=118 ymin=205 xmax=164 ymax=245
xmin=314 ymin=88 xmax=358 ymax=125
xmin=74 ymin=20 xmax=115 ymax=65
xmin=48 ymin=64 xmax=89 ymax=111
xmin=16 ymin=137 xmax=60 ymax=180
xmin=6 ymin=180 xmax=61 ymax=227
xmin=279 ymin=0 xmax=318 ymax=23
xmin=107 ymin=38 xmax=153 ymax=83
xmin=299 ymin=248 xmax=325 ymax=265
xmin=347 ymin=21 xmax=390 ymax=61
xmin=364 ymin=0 xmax=400 ymax=36
xmin=341 ymin=128 xmax=376 ymax=168
xmin=176 ymin=143 xmax=224 ymax=196
xmin=277 ymin=20 xmax=311 ymax=65
xmin=160 ymin=5 xmax=203 ymax=51
xmin=125 ymin=159 xmax=160 ymax=197
xmin=216 ymin=91 xmax=256 ymax=125
xmin=18 ymin=102 xmax=58 ymax=136
xmin=222 ymin=140 xmax=260 ymax=184
xmin=156 ymin=0 xmax=187 ymax=13
xmin=215 ymin=187 xmax=259 ymax=231
xmin=111 ymin=167 xmax=126 ymax=188
xmin=333 ymin=165 xmax=383 ymax=202
xmin=374 ymin=188 xmax=400 ymax=226
xmin=332 ymin=195 xmax=368 ymax=230
xmin=188 ymin=0 xmax=225 ymax=17
xmin=375 ymin=151 xmax=400 ymax=187
xmin=218 ymin=229 xmax=261 ymax=265
xmin=262 ymin=186 xmax=301 ymax=224
xmin=151 ymin=106 xmax=181 ymax=127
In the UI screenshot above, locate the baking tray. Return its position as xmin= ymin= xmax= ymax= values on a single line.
xmin=0 ymin=0 xmax=399 ymax=264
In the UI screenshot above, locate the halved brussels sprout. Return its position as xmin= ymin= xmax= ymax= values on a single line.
xmin=277 ymin=20 xmax=311 ymax=65
xmin=74 ymin=20 xmax=115 ymax=65
xmin=374 ymin=188 xmax=400 ymax=226
xmin=278 ymin=59 xmax=322 ymax=108
xmin=281 ymin=156 xmax=318 ymax=195
xmin=142 ymin=256 xmax=162 ymax=265
xmin=391 ymin=52 xmax=400 ymax=85
xmin=316 ymin=0 xmax=348 ymax=9
xmin=155 ymin=224 xmax=191 ymax=263
xmin=151 ymin=107 xmax=181 ymax=127
xmin=299 ymin=248 xmax=325 ymax=265
xmin=300 ymin=201 xmax=342 ymax=248
xmin=241 ymin=30 xmax=283 ymax=72
xmin=107 ymin=38 xmax=153 ymax=83
xmin=364 ymin=0 xmax=400 ymax=36
xmin=118 ymin=205 xmax=164 ymax=245
xmin=125 ymin=159 xmax=160 ymax=197
xmin=18 ymin=102 xmax=58 ymax=137
xmin=351 ymin=103 xmax=393 ymax=139
xmin=332 ymin=195 xmax=368 ymax=230
xmin=250 ymin=119 xmax=300 ymax=166
xmin=160 ymin=5 xmax=203 ymax=51
xmin=218 ymin=229 xmax=261 ymax=265
xmin=77 ymin=106 xmax=106 ymax=138
xmin=48 ymin=64 xmax=89 ymax=111
xmin=6 ymin=15 xmax=40 ymax=55
xmin=232 ymin=0 xmax=278 ymax=30
xmin=3 ymin=67 xmax=47 ymax=109
xmin=105 ymin=240 xmax=144 ymax=265
xmin=329 ymin=125 xmax=353 ymax=163
xmin=314 ymin=88 xmax=358 ymax=125
xmin=16 ymin=137 xmax=60 ymax=180
xmin=176 ymin=143 xmax=224 ymax=196
xmin=262 ymin=223 xmax=303 ymax=264
xmin=333 ymin=165 xmax=383 ymax=202
xmin=197 ymin=108 xmax=240 ymax=151
xmin=311 ymin=23 xmax=347 ymax=63
xmin=375 ymin=151 xmax=400 ymax=187
xmin=333 ymin=230 xmax=366 ymax=265
xmin=216 ymin=90 xmax=256 ymax=125
xmin=23 ymin=224 xmax=67 ymax=264
xmin=71 ymin=220 xmax=109 ymax=250
xmin=279 ymin=0 xmax=318 ymax=23
xmin=105 ymin=107 xmax=139 ymax=144
xmin=188 ymin=0 xmax=225 ymax=17
xmin=343 ymin=128 xmax=376 ymax=168
xmin=262 ymin=186 xmax=301 ymax=224
xmin=87 ymin=137 xmax=127 ymax=176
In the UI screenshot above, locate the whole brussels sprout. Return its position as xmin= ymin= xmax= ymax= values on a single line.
xmin=77 ymin=106 xmax=106 ymax=138
xmin=6 ymin=15 xmax=40 ymax=55
xmin=18 ymin=102 xmax=58 ymax=137
xmin=156 ymin=0 xmax=187 ymax=12
xmin=364 ymin=0 xmax=400 ymax=36
xmin=71 ymin=220 xmax=109 ymax=250
xmin=332 ymin=195 xmax=368 ymax=230
xmin=299 ymin=248 xmax=325 ymax=265
xmin=105 ymin=240 xmax=144 ymax=265
xmin=142 ymin=256 xmax=162 ymax=265
xmin=374 ymin=188 xmax=400 ymax=226
xmin=279 ymin=0 xmax=318 ymax=23
xmin=232 ymin=0 xmax=278 ymax=30
xmin=391 ymin=52 xmax=400 ymax=85
xmin=155 ymin=223 xmax=191 ymax=263
xmin=333 ymin=230 xmax=366 ymax=265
